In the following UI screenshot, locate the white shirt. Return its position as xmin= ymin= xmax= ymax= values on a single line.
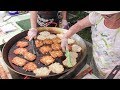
xmin=89 ymin=11 xmax=120 ymax=77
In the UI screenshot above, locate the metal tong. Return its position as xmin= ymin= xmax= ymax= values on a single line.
xmin=106 ymin=65 xmax=120 ymax=79
xmin=65 ymin=46 xmax=73 ymax=68
xmin=30 ymin=39 xmax=36 ymax=55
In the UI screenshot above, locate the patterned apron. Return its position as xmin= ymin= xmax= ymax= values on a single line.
xmin=37 ymin=11 xmax=59 ymax=27
xmin=90 ymin=17 xmax=120 ymax=78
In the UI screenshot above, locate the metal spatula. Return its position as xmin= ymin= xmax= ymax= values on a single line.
xmin=65 ymin=46 xmax=73 ymax=68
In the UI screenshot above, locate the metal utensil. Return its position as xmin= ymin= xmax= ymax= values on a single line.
xmin=65 ymin=46 xmax=73 ymax=68
xmin=2 ymin=28 xmax=87 ymax=78
xmin=30 ymin=39 xmax=36 ymax=55
xmin=106 ymin=65 xmax=120 ymax=79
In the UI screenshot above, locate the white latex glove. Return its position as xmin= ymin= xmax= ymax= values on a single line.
xmin=61 ymin=36 xmax=68 ymax=52
xmin=61 ymin=19 xmax=68 ymax=29
xmin=28 ymin=28 xmax=38 ymax=41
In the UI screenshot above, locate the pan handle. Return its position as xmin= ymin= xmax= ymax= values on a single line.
xmin=106 ymin=65 xmax=120 ymax=79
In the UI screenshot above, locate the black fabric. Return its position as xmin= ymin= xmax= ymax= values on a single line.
xmin=38 ymin=11 xmax=58 ymax=19
xmin=0 ymin=0 xmax=120 ymax=10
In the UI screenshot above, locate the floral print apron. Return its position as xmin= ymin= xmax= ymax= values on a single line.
xmin=91 ymin=17 xmax=120 ymax=78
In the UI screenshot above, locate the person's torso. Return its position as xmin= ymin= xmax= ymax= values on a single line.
xmin=91 ymin=17 xmax=120 ymax=71
xmin=38 ymin=11 xmax=58 ymax=19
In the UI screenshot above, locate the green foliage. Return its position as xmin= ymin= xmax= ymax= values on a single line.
xmin=16 ymin=19 xmax=31 ymax=30
xmin=68 ymin=11 xmax=92 ymax=43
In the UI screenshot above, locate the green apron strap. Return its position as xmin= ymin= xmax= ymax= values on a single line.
xmin=96 ymin=16 xmax=103 ymax=25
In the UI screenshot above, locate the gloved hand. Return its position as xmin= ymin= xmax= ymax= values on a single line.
xmin=61 ymin=36 xmax=68 ymax=52
xmin=28 ymin=28 xmax=38 ymax=41
xmin=61 ymin=19 xmax=69 ymax=29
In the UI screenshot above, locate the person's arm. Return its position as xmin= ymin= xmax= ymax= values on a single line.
xmin=61 ymin=11 xmax=68 ymax=28
xmin=62 ymin=11 xmax=67 ymax=20
xmin=61 ymin=15 xmax=92 ymax=51
xmin=29 ymin=11 xmax=37 ymax=29
xmin=28 ymin=11 xmax=38 ymax=41
xmin=63 ymin=15 xmax=92 ymax=39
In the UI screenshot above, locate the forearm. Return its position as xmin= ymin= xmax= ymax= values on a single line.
xmin=63 ymin=16 xmax=92 ymax=39
xmin=29 ymin=11 xmax=37 ymax=29
xmin=62 ymin=11 xmax=67 ymax=20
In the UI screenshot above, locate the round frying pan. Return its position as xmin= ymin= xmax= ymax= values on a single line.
xmin=2 ymin=27 xmax=87 ymax=78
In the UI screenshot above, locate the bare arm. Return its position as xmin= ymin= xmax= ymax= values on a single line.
xmin=29 ymin=11 xmax=38 ymax=29
xmin=63 ymin=15 xmax=93 ymax=39
xmin=62 ymin=11 xmax=67 ymax=20
xmin=28 ymin=11 xmax=38 ymax=41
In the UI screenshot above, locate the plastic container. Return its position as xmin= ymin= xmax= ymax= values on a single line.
xmin=8 ymin=11 xmax=19 ymax=16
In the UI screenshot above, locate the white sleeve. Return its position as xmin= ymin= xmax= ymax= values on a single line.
xmin=89 ymin=11 xmax=102 ymax=25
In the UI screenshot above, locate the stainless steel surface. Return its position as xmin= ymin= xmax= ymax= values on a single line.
xmin=2 ymin=27 xmax=88 ymax=79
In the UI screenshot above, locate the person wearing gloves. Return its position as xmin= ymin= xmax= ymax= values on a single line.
xmin=28 ymin=11 xmax=68 ymax=41
xmin=61 ymin=11 xmax=120 ymax=79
